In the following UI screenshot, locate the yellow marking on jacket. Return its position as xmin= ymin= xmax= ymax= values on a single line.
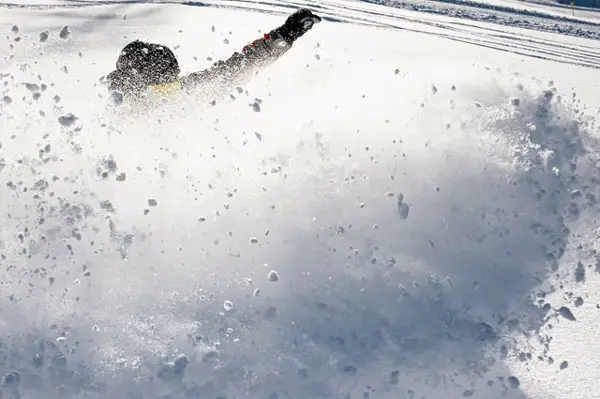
xmin=147 ymin=81 xmax=182 ymax=99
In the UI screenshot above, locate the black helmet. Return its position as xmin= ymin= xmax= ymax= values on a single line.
xmin=107 ymin=40 xmax=180 ymax=93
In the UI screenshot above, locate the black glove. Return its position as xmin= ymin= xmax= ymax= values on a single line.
xmin=278 ymin=8 xmax=322 ymax=44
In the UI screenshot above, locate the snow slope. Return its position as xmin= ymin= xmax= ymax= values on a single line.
xmin=1 ymin=1 xmax=600 ymax=398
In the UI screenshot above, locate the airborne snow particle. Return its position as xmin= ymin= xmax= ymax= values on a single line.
xmin=58 ymin=113 xmax=77 ymax=127
xmin=389 ymin=370 xmax=399 ymax=385
xmin=560 ymin=360 xmax=569 ymax=369
xmin=11 ymin=25 xmax=18 ymax=34
xmin=3 ymin=95 xmax=12 ymax=104
xmin=397 ymin=195 xmax=410 ymax=219
xmin=116 ymin=173 xmax=126 ymax=181
xmin=24 ymin=82 xmax=40 ymax=92
xmin=507 ymin=376 xmax=520 ymax=388
xmin=173 ymin=354 xmax=189 ymax=373
xmin=39 ymin=30 xmax=49 ymax=42
xmin=109 ymin=90 xmax=124 ymax=106
xmin=558 ymin=306 xmax=576 ymax=321
xmin=223 ymin=300 xmax=234 ymax=311
xmin=148 ymin=198 xmax=158 ymax=207
xmin=575 ymin=261 xmax=585 ymax=282
xmin=575 ymin=297 xmax=584 ymax=307
xmin=431 ymin=85 xmax=437 ymax=95
xmin=268 ymin=270 xmax=279 ymax=282
xmin=394 ymin=68 xmax=399 ymax=75
xmin=59 ymin=25 xmax=70 ymax=40
xmin=2 ymin=371 xmax=20 ymax=388
xmin=250 ymin=237 xmax=258 ymax=244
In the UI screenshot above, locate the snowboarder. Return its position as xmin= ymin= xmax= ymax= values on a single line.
xmin=106 ymin=8 xmax=322 ymax=103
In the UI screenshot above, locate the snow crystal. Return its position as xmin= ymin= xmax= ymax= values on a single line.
xmin=268 ymin=270 xmax=279 ymax=282
xmin=59 ymin=25 xmax=70 ymax=40
xmin=58 ymin=113 xmax=78 ymax=127
xmin=223 ymin=300 xmax=234 ymax=311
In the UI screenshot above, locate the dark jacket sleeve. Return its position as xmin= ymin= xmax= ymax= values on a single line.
xmin=179 ymin=27 xmax=293 ymax=92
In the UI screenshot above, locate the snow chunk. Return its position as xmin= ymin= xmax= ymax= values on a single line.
xmin=575 ymin=261 xmax=585 ymax=282
xmin=2 ymin=371 xmax=20 ymax=388
xmin=558 ymin=306 xmax=576 ymax=321
xmin=58 ymin=113 xmax=78 ymax=127
xmin=268 ymin=270 xmax=279 ymax=282
xmin=59 ymin=26 xmax=70 ymax=40
xmin=24 ymin=82 xmax=40 ymax=92
xmin=223 ymin=300 xmax=234 ymax=311
xmin=39 ymin=30 xmax=49 ymax=42
xmin=507 ymin=376 xmax=520 ymax=389
xmin=560 ymin=360 xmax=569 ymax=369
xmin=397 ymin=194 xmax=410 ymax=219
xmin=108 ymin=90 xmax=124 ymax=107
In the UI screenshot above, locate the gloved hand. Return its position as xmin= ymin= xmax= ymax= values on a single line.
xmin=279 ymin=8 xmax=322 ymax=44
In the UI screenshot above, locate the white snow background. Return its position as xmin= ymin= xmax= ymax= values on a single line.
xmin=1 ymin=0 xmax=600 ymax=398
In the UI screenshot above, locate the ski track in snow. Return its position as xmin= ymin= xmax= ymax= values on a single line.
xmin=1 ymin=1 xmax=600 ymax=399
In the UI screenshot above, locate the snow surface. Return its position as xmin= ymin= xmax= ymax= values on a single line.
xmin=1 ymin=1 xmax=600 ymax=398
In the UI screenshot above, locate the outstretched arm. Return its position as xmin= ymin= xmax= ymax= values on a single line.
xmin=180 ymin=9 xmax=321 ymax=91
